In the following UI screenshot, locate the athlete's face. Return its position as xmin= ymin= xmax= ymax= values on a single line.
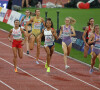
xmin=46 ymin=20 xmax=52 ymax=28
xmin=95 ymin=26 xmax=100 ymax=33
xmin=14 ymin=21 xmax=19 ymax=27
xmin=65 ymin=18 xmax=70 ymax=25
xmin=89 ymin=19 xmax=94 ymax=26
xmin=25 ymin=11 xmax=30 ymax=16
xmin=35 ymin=10 xmax=40 ymax=16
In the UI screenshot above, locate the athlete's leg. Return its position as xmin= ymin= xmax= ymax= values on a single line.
xmin=12 ymin=47 xmax=17 ymax=69
xmin=91 ymin=52 xmax=97 ymax=69
xmin=18 ymin=48 xmax=23 ymax=59
xmin=44 ymin=46 xmax=51 ymax=67
xmin=24 ymin=31 xmax=29 ymax=54
xmin=84 ymin=45 xmax=89 ymax=58
xmin=44 ymin=46 xmax=51 ymax=72
xmin=36 ymin=35 xmax=41 ymax=61
xmin=26 ymin=35 xmax=29 ymax=54
xmin=29 ymin=34 xmax=35 ymax=50
xmin=50 ymin=45 xmax=55 ymax=59
xmin=67 ymin=43 xmax=72 ymax=56
xmin=89 ymin=52 xmax=97 ymax=73
xmin=62 ymin=42 xmax=67 ymax=66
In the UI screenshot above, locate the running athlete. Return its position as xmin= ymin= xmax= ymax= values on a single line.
xmin=20 ymin=10 xmax=32 ymax=54
xmin=8 ymin=20 xmax=26 ymax=72
xmin=82 ymin=18 xmax=94 ymax=58
xmin=88 ymin=24 xmax=100 ymax=74
xmin=25 ymin=9 xmax=45 ymax=64
xmin=40 ymin=18 xmax=58 ymax=72
xmin=58 ymin=17 xmax=76 ymax=69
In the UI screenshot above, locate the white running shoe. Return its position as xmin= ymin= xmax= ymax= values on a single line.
xmin=65 ymin=65 xmax=70 ymax=69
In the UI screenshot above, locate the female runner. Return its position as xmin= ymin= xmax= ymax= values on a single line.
xmin=58 ymin=17 xmax=76 ymax=69
xmin=8 ymin=20 xmax=26 ymax=72
xmin=25 ymin=9 xmax=45 ymax=64
xmin=82 ymin=18 xmax=94 ymax=58
xmin=20 ymin=10 xmax=32 ymax=54
xmin=88 ymin=24 xmax=100 ymax=74
xmin=40 ymin=18 xmax=58 ymax=72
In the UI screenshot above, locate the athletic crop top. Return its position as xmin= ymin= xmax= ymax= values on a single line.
xmin=86 ymin=25 xmax=92 ymax=40
xmin=44 ymin=28 xmax=54 ymax=46
xmin=21 ymin=16 xmax=31 ymax=29
xmin=12 ymin=27 xmax=22 ymax=39
xmin=62 ymin=25 xmax=71 ymax=37
xmin=32 ymin=16 xmax=42 ymax=36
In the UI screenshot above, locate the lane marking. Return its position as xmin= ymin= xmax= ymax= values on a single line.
xmin=0 ymin=57 xmax=58 ymax=90
xmin=0 ymin=80 xmax=15 ymax=90
xmin=0 ymin=41 xmax=100 ymax=90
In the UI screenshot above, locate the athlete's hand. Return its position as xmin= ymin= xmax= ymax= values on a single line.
xmin=85 ymin=43 xmax=89 ymax=47
xmin=51 ymin=29 xmax=55 ymax=36
xmin=95 ymin=39 xmax=99 ymax=42
xmin=51 ymin=29 xmax=54 ymax=34
xmin=21 ymin=41 xmax=25 ymax=46
xmin=8 ymin=37 xmax=12 ymax=42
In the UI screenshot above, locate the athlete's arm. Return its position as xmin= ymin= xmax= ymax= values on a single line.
xmin=20 ymin=28 xmax=27 ymax=45
xmin=52 ymin=28 xmax=58 ymax=40
xmin=58 ymin=25 xmax=63 ymax=39
xmin=40 ymin=29 xmax=44 ymax=38
xmin=20 ymin=16 xmax=24 ymax=26
xmin=70 ymin=26 xmax=76 ymax=37
xmin=25 ymin=17 xmax=34 ymax=32
xmin=20 ymin=28 xmax=26 ymax=37
xmin=41 ymin=18 xmax=45 ymax=27
xmin=88 ymin=34 xmax=95 ymax=44
xmin=8 ymin=29 xmax=13 ymax=42
xmin=82 ymin=26 xmax=88 ymax=46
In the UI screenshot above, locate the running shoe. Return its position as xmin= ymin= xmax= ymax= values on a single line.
xmin=14 ymin=68 xmax=18 ymax=73
xmin=89 ymin=68 xmax=94 ymax=74
xmin=65 ymin=65 xmax=70 ymax=69
xmin=27 ymin=51 xmax=29 ymax=54
xmin=45 ymin=63 xmax=48 ymax=68
xmin=36 ymin=61 xmax=39 ymax=64
xmin=47 ymin=67 xmax=50 ymax=72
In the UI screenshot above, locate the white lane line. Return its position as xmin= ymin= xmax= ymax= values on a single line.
xmin=0 ymin=29 xmax=98 ymax=70
xmin=0 ymin=80 xmax=15 ymax=90
xmin=0 ymin=57 xmax=58 ymax=90
xmin=0 ymin=41 xmax=100 ymax=90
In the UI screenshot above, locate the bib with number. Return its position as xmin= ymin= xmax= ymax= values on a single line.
xmin=32 ymin=17 xmax=42 ymax=37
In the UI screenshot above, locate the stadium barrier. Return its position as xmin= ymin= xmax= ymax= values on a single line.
xmin=0 ymin=7 xmax=24 ymax=26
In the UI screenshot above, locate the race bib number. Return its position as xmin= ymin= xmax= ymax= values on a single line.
xmin=34 ymin=23 xmax=41 ymax=29
xmin=63 ymin=29 xmax=70 ymax=37
xmin=45 ymin=35 xmax=53 ymax=45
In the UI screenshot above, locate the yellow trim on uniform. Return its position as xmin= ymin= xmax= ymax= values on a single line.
xmin=32 ymin=16 xmax=42 ymax=37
